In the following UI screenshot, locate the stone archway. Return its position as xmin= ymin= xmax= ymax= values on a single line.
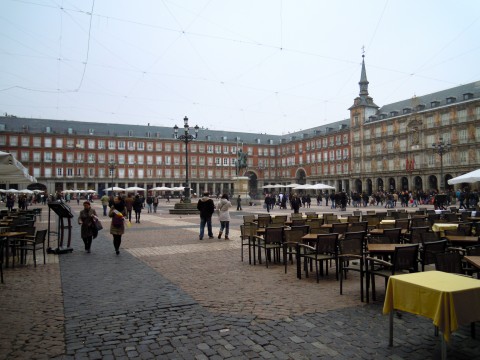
xmin=295 ymin=169 xmax=307 ymax=185
xmin=27 ymin=183 xmax=47 ymax=192
xmin=354 ymin=179 xmax=362 ymax=193
xmin=367 ymin=179 xmax=373 ymax=195
xmin=401 ymin=177 xmax=409 ymax=191
xmin=377 ymin=178 xmax=384 ymax=192
xmin=388 ymin=178 xmax=396 ymax=192
xmin=414 ymin=176 xmax=423 ymax=191
xmin=429 ymin=175 xmax=438 ymax=191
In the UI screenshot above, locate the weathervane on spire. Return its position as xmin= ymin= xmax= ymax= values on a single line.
xmin=361 ymin=45 xmax=365 ymax=57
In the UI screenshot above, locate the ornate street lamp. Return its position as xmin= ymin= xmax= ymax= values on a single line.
xmin=108 ymin=162 xmax=117 ymax=194
xmin=173 ymin=116 xmax=199 ymax=202
xmin=432 ymin=137 xmax=451 ymax=191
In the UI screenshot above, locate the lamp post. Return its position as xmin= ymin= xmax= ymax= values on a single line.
xmin=173 ymin=116 xmax=199 ymax=203
xmin=432 ymin=137 xmax=451 ymax=191
xmin=108 ymin=162 xmax=117 ymax=194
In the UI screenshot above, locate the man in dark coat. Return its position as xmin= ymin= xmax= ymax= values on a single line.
xmin=197 ymin=192 xmax=215 ymax=240
xmin=290 ymin=193 xmax=302 ymax=214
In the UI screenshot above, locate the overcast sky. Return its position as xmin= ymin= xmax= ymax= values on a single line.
xmin=1 ymin=0 xmax=479 ymax=135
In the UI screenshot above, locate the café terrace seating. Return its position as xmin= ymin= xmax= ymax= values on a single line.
xmin=283 ymin=225 xmax=310 ymax=274
xmin=253 ymin=226 xmax=284 ymax=268
xmin=239 ymin=207 xmax=480 ymax=307
xmin=339 ymin=231 xmax=367 ymax=302
xmin=366 ymin=244 xmax=419 ymax=302
xmin=15 ymin=229 xmax=48 ymax=267
xmin=299 ymin=233 xmax=339 ymax=282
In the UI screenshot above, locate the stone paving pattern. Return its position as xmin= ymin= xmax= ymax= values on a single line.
xmin=0 ymin=201 xmax=479 ymax=359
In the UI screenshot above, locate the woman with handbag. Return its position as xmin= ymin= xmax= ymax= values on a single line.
xmin=109 ymin=195 xmax=127 ymax=255
xmin=78 ymin=201 xmax=97 ymax=253
xmin=216 ymin=194 xmax=232 ymax=240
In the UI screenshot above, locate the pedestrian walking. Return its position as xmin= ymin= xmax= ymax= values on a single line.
xmin=290 ymin=193 xmax=302 ymax=214
xmin=236 ymin=195 xmax=242 ymax=211
xmin=216 ymin=194 xmax=232 ymax=240
xmin=153 ymin=195 xmax=159 ymax=213
xmin=146 ymin=195 xmax=153 ymax=213
xmin=133 ymin=194 xmax=143 ymax=223
xmin=78 ymin=201 xmax=97 ymax=253
xmin=100 ymin=193 xmax=110 ymax=216
xmin=109 ymin=196 xmax=126 ymax=255
xmin=125 ymin=194 xmax=134 ymax=222
xmin=197 ymin=191 xmax=215 ymax=240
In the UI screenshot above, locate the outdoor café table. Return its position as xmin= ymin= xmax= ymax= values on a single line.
xmin=380 ymin=219 xmax=396 ymax=225
xmin=1 ymin=231 xmax=27 ymax=268
xmin=464 ymin=256 xmax=480 ymax=273
xmin=367 ymin=243 xmax=412 ymax=255
xmin=368 ymin=228 xmax=409 ymax=236
xmin=383 ymin=271 xmax=480 ymax=360
xmin=431 ymin=223 xmax=459 ymax=237
xmin=444 ymin=235 xmax=479 ymax=247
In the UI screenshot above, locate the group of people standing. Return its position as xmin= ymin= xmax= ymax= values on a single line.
xmin=197 ymin=192 xmax=232 ymax=240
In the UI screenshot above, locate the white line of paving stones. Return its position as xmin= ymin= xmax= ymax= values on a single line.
xmin=126 ymin=213 xmax=241 ymax=257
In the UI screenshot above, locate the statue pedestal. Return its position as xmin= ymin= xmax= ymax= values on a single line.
xmin=232 ymin=176 xmax=249 ymax=199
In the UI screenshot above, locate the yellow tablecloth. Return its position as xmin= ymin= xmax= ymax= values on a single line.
xmin=383 ymin=271 xmax=480 ymax=342
xmin=431 ymin=223 xmax=458 ymax=237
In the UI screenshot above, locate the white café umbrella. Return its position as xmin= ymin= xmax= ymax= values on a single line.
xmin=85 ymin=190 xmax=97 ymax=194
xmin=125 ymin=186 xmax=146 ymax=192
xmin=5 ymin=189 xmax=19 ymax=193
xmin=448 ymin=169 xmax=480 ymax=185
xmin=273 ymin=184 xmax=284 ymax=188
xmin=151 ymin=186 xmax=171 ymax=191
xmin=262 ymin=184 xmax=274 ymax=189
xmin=171 ymin=186 xmax=185 ymax=191
xmin=105 ymin=186 xmax=125 ymax=192
xmin=18 ymin=189 xmax=34 ymax=194
xmin=285 ymin=183 xmax=301 ymax=188
xmin=293 ymin=184 xmax=315 ymax=190
xmin=311 ymin=183 xmax=336 ymax=190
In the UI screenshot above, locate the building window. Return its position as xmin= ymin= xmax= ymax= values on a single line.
xmin=441 ymin=113 xmax=450 ymax=126
xmin=44 ymin=137 xmax=52 ymax=147
xmin=33 ymin=137 xmax=41 ymax=147
xmin=156 ymin=142 xmax=162 ymax=151
xmin=127 ymin=141 xmax=135 ymax=150
xmin=98 ymin=140 xmax=105 ymax=149
xmin=9 ymin=136 xmax=18 ymax=146
xmin=21 ymin=151 xmax=29 ymax=162
xmin=137 ymin=142 xmax=144 ymax=151
xmin=457 ymin=109 xmax=467 ymax=123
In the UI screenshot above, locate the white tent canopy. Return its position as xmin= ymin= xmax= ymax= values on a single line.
xmin=0 ymin=151 xmax=37 ymax=184
xmin=448 ymin=169 xmax=480 ymax=185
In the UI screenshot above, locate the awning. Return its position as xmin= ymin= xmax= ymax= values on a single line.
xmin=0 ymin=151 xmax=36 ymax=184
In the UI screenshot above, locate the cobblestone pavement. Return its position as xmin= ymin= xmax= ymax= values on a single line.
xmin=1 ymin=201 xmax=479 ymax=359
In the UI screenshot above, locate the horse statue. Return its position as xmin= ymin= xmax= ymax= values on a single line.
xmin=236 ymin=149 xmax=248 ymax=175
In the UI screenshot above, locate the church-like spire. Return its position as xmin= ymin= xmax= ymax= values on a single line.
xmin=359 ymin=54 xmax=369 ymax=96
